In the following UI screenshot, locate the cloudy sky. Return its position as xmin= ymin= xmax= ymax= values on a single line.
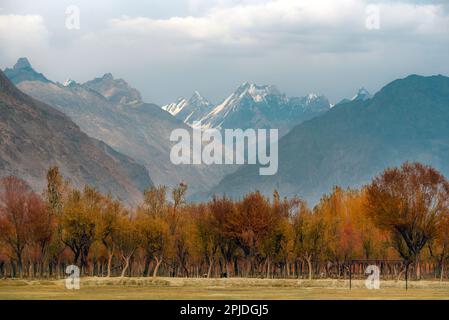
xmin=0 ymin=0 xmax=448 ymax=105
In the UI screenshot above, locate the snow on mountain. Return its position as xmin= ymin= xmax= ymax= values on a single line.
xmin=162 ymin=91 xmax=214 ymax=126
xmin=244 ymin=82 xmax=281 ymax=102
xmin=196 ymin=82 xmax=330 ymax=135
xmin=211 ymin=75 xmax=449 ymax=205
xmin=162 ymin=82 xmax=330 ymax=133
xmin=162 ymin=97 xmax=188 ymax=115
xmin=63 ymin=79 xmax=77 ymax=87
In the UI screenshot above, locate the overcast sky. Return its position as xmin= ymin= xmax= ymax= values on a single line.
xmin=0 ymin=0 xmax=448 ymax=105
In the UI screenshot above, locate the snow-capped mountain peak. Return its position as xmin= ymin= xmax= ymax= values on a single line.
xmin=189 ymin=91 xmax=211 ymax=107
xmin=192 ymin=90 xmax=203 ymax=99
xmin=197 ymin=83 xmax=330 ymax=133
xmin=233 ymin=82 xmax=281 ymax=102
xmin=162 ymin=91 xmax=213 ymax=124
xmin=162 ymin=97 xmax=188 ymax=116
xmin=162 ymin=83 xmax=330 ymax=134
xmin=63 ymin=79 xmax=77 ymax=87
xmin=306 ymin=93 xmax=319 ymax=103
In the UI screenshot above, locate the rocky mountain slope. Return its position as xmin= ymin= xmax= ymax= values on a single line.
xmin=6 ymin=58 xmax=234 ymax=196
xmin=0 ymin=68 xmax=153 ymax=205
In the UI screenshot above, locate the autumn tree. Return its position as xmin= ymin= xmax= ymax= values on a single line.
xmin=173 ymin=210 xmax=193 ymax=277
xmin=27 ymin=193 xmax=54 ymax=277
xmin=137 ymin=212 xmax=170 ymax=277
xmin=60 ymin=187 xmax=99 ymax=273
xmin=96 ymin=196 xmax=122 ymax=277
xmin=45 ymin=166 xmax=64 ymax=214
xmin=233 ymin=192 xmax=275 ymax=276
xmin=366 ymin=162 xmax=449 ymax=279
xmin=293 ymin=200 xmax=325 ymax=280
xmin=0 ymin=177 xmax=32 ymax=276
xmin=172 ymin=183 xmax=188 ymax=211
xmin=112 ymin=214 xmax=141 ymax=277
xmin=169 ymin=183 xmax=189 ymax=276
xmin=208 ymin=196 xmax=239 ymax=276
xmin=144 ymin=185 xmax=168 ymax=216
xmin=139 ymin=185 xmax=170 ymax=277
xmin=195 ymin=204 xmax=220 ymax=278
xmin=260 ymin=192 xmax=296 ymax=278
xmin=151 ymin=216 xmax=170 ymax=277
xmin=427 ymin=213 xmax=449 ymax=281
xmin=43 ymin=166 xmax=70 ymax=277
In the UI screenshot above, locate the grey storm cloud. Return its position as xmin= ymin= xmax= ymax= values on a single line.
xmin=0 ymin=0 xmax=448 ymax=105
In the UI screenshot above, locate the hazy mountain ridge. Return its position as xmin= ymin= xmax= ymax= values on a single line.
xmin=7 ymin=58 xmax=445 ymax=206
xmin=84 ymin=73 xmax=143 ymax=106
xmin=4 ymin=57 xmax=51 ymax=84
xmin=334 ymin=87 xmax=373 ymax=106
xmin=210 ymin=74 xmax=449 ymax=204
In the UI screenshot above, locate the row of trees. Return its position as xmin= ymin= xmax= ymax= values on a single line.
xmin=1 ymin=162 xmax=449 ymax=280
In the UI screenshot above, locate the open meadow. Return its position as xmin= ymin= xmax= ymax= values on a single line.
xmin=1 ymin=278 xmax=449 ymax=300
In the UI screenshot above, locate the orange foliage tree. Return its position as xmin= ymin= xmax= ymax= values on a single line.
xmin=366 ymin=162 xmax=449 ymax=279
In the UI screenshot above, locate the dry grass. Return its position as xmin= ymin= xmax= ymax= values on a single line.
xmin=1 ymin=277 xmax=449 ymax=300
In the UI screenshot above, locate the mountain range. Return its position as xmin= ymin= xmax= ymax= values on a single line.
xmin=0 ymin=68 xmax=153 ymax=205
xmin=163 ymin=82 xmax=331 ymax=136
xmin=5 ymin=58 xmax=233 ymax=196
xmin=211 ymin=74 xmax=449 ymax=204
xmin=4 ymin=57 xmax=449 ymax=206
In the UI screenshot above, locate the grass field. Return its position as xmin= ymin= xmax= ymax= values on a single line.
xmin=1 ymin=277 xmax=449 ymax=300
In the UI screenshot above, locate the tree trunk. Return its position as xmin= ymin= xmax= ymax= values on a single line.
xmin=226 ymin=260 xmax=232 ymax=277
xmin=207 ymin=257 xmax=213 ymax=278
xmin=153 ymin=257 xmax=163 ymax=278
xmin=306 ymin=256 xmax=313 ymax=280
xmin=107 ymin=251 xmax=113 ymax=277
xmin=16 ymin=250 xmax=23 ymax=278
xmin=266 ymin=258 xmax=271 ymax=279
xmin=143 ymin=254 xmax=151 ymax=277
xmin=121 ymin=257 xmax=130 ymax=277
xmin=415 ymin=255 xmax=421 ymax=280
xmin=120 ymin=256 xmax=131 ymax=278
xmin=73 ymin=249 xmax=81 ymax=265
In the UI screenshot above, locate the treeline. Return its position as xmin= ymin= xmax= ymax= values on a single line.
xmin=1 ymin=162 xmax=449 ymax=280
